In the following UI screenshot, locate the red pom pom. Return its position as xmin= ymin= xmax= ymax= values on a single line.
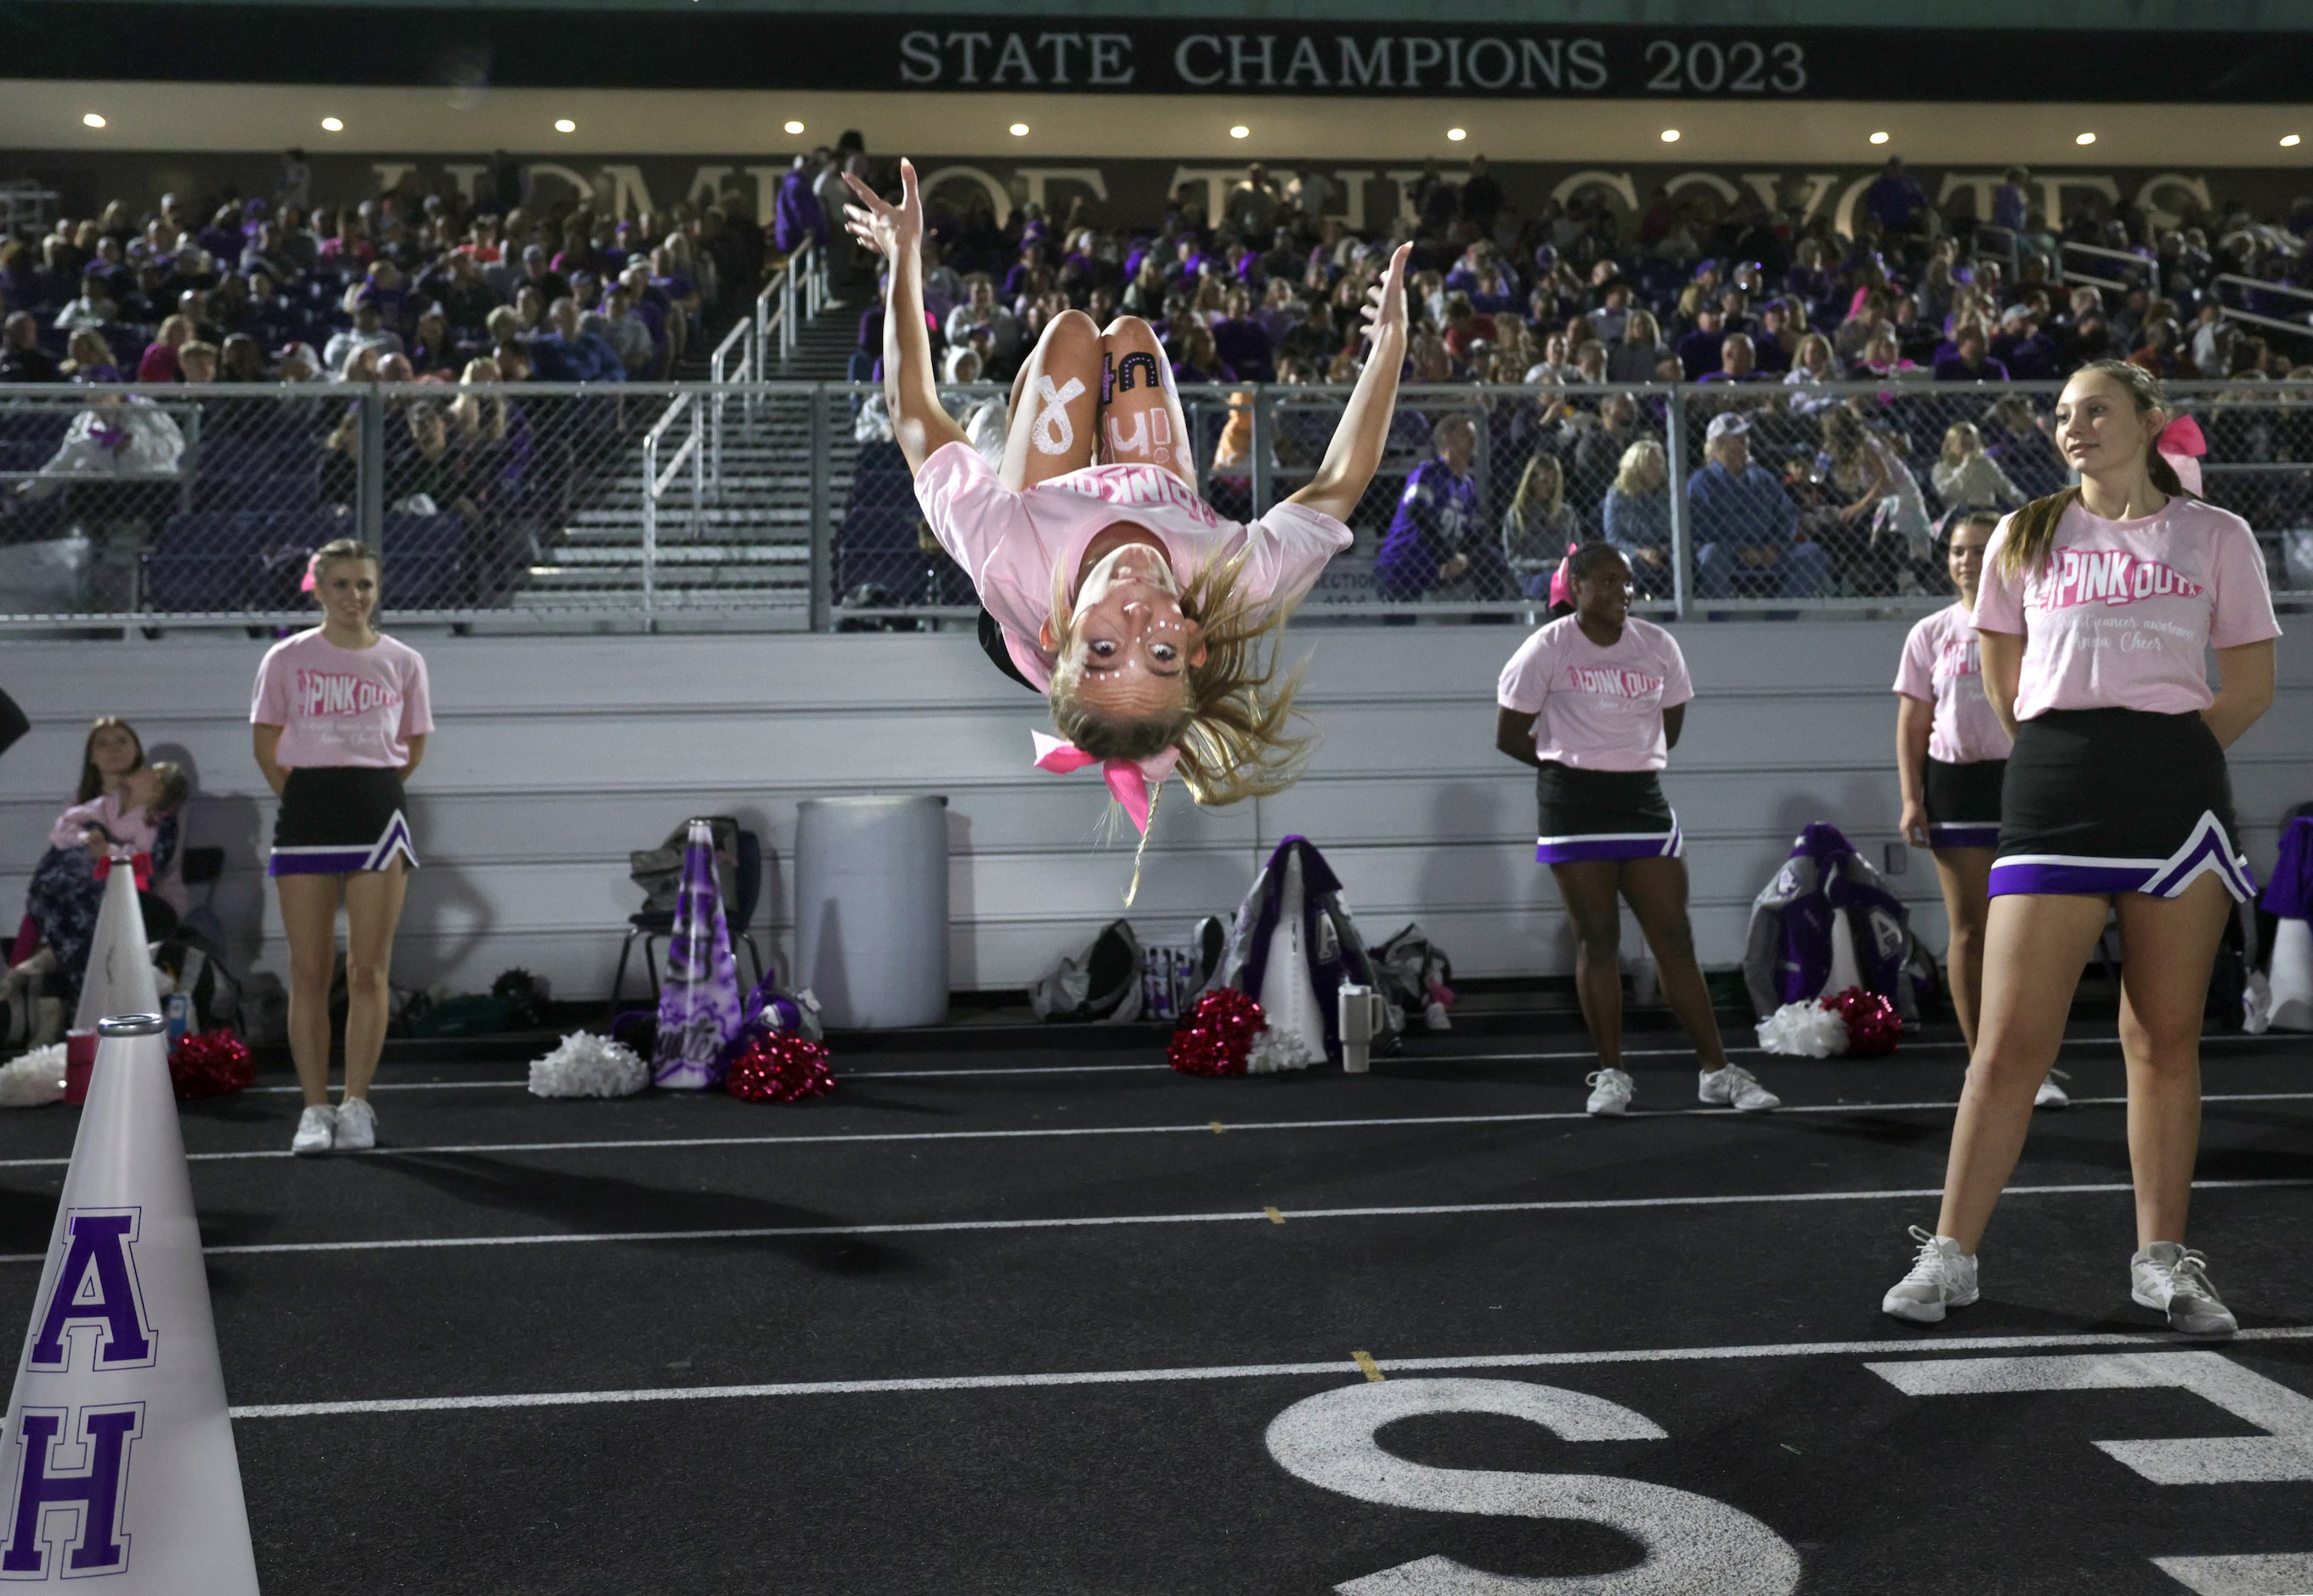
xmin=1829 ymin=986 xmax=1901 ymax=1056
xmin=168 ymin=1028 xmax=255 ymax=1099
xmin=1168 ymin=988 xmax=1267 ymax=1077
xmin=724 ymin=1033 xmax=836 ymax=1103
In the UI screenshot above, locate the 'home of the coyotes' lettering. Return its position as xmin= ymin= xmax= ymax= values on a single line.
xmin=1568 ymin=665 xmax=1663 ymax=699
xmin=1067 ymin=464 xmax=1224 ymax=529
xmin=2033 ymin=546 xmax=2203 ymax=611
xmin=296 ymin=669 xmax=404 ymax=719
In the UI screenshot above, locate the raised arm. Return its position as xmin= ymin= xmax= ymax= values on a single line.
xmin=1287 ymin=242 xmax=1412 ymax=524
xmin=841 ymin=159 xmax=969 ymax=473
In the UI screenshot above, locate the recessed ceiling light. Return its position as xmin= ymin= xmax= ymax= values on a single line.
xmin=2284 ymin=133 xmax=2303 ymax=148
xmin=1230 ymin=125 xmax=1250 ymax=139
xmin=1660 ymin=129 xmax=1680 ymax=143
xmin=555 ymin=119 xmax=577 ymax=133
xmin=1869 ymin=131 xmax=1890 ymax=145
xmin=2075 ymin=132 xmax=2095 ymax=145
xmin=1009 ymin=122 xmax=1030 ymax=137
xmin=1446 ymin=127 xmax=1467 ymax=142
xmin=784 ymin=120 xmax=806 ymax=135
xmin=320 ymin=116 xmax=343 ymax=133
xmin=82 ymin=112 xmax=105 ymax=129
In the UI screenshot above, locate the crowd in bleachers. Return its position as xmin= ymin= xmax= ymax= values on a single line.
xmin=0 ymin=160 xmax=772 ymax=609
xmin=840 ymin=154 xmax=2313 ymax=604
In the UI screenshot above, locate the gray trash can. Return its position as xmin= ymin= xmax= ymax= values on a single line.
xmin=794 ymin=795 xmax=949 ymax=1029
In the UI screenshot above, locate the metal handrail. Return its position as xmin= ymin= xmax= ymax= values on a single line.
xmin=638 ymin=390 xmax=703 ymax=628
xmin=2212 ymin=273 xmax=2313 ymax=342
xmin=2059 ymin=240 xmax=2155 ymax=292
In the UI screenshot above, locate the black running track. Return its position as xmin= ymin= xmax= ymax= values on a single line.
xmin=3 ymin=1024 xmax=2310 ymax=1594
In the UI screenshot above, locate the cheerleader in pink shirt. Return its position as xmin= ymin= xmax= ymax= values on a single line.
xmin=1496 ymin=542 xmax=1781 ymax=1118
xmin=250 ymin=538 xmax=433 ymax=1157
xmin=1884 ymin=361 xmax=2278 ymax=1336
xmin=843 ymin=161 xmax=1409 ymax=856
xmin=1892 ymin=509 xmax=2066 ymax=1107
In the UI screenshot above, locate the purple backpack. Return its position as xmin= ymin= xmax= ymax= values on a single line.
xmin=1742 ymin=823 xmax=1922 ymax=1021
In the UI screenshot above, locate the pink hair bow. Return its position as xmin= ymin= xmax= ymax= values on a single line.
xmin=1546 ymin=540 xmax=1580 ymax=611
xmin=2156 ymin=414 xmax=2206 ymax=496
xmin=1031 ymin=733 xmax=1179 ymax=835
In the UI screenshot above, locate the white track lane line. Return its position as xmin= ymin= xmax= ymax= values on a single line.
xmin=227 ymin=1324 xmax=2313 ymax=1419
xmin=4 ymin=1175 xmax=2305 ymax=1266
xmin=237 ymin=1032 xmax=2303 ymax=1089
xmin=4 ymin=1090 xmax=2310 ymax=1171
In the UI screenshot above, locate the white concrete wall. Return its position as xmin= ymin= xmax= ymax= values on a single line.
xmin=3 ymin=620 xmax=2307 ymax=998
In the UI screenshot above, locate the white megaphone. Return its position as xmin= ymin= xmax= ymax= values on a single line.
xmin=1 ymin=1013 xmax=261 ymax=1592
xmin=63 ymin=848 xmax=160 ymax=1106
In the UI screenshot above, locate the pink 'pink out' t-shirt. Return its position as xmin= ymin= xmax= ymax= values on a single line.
xmin=1496 ymin=615 xmax=1694 ymax=772
xmin=250 ymin=628 xmax=433 ymax=768
xmin=1974 ymin=497 xmax=2280 ymax=721
xmin=912 ymin=441 xmax=1353 ymax=690
xmin=1893 ymin=602 xmax=2014 ymax=764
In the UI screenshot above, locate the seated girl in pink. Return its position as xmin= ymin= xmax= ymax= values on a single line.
xmin=844 ymin=161 xmax=1411 ymax=832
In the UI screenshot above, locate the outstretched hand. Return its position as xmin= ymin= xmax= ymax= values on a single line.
xmin=841 ymin=157 xmax=924 ymax=268
xmin=1358 ymin=242 xmax=1414 ymax=350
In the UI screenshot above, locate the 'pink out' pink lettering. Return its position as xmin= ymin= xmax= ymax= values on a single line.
xmin=297 ymin=669 xmax=404 ymax=719
xmin=2035 ymin=546 xmax=2203 ymax=612
xmin=1566 ymin=665 xmax=1665 ymax=699
xmin=1066 ymin=463 xmax=1223 ymax=529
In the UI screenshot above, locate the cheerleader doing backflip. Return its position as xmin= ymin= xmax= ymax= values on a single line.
xmin=1893 ymin=510 xmax=2067 ymax=1108
xmin=1883 ymin=362 xmax=2277 ymax=1334
xmin=843 ymin=161 xmax=1410 ymax=855
xmin=1496 ymin=542 xmax=1782 ymax=1116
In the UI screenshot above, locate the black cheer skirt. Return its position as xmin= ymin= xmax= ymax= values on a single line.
xmin=1990 ymin=708 xmax=2252 ymax=902
xmin=269 ymin=767 xmax=419 ymax=877
xmin=1923 ymin=756 xmax=2005 ymax=851
xmin=1535 ymin=762 xmax=1682 ymax=864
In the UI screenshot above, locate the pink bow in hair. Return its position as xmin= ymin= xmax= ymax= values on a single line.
xmin=1546 ymin=540 xmax=1580 ymax=611
xmin=1031 ymin=732 xmax=1179 ymax=835
xmin=2156 ymin=415 xmax=2206 ymax=496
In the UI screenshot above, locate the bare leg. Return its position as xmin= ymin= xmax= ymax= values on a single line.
xmin=274 ymin=871 xmax=343 ymax=1108
xmin=339 ymin=861 xmax=409 ymax=1101
xmin=1931 ymin=846 xmax=1996 ymax=1050
xmin=1619 ymin=854 xmax=1728 ymax=1071
xmin=1934 ymin=891 xmax=2109 ymax=1250
xmin=1000 ymin=309 xmax=1104 ymax=490
xmin=2112 ymin=875 xmax=2232 ymax=1248
xmin=1549 ymin=861 xmax=1625 ymax=1071
xmin=1098 ymin=316 xmax=1196 ymax=490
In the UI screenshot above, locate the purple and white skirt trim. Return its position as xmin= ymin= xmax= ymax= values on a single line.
xmin=269 ymin=766 xmax=419 ymax=877
xmin=1988 ymin=707 xmax=2252 ymax=903
xmin=1923 ymin=756 xmax=2004 ymax=852
xmin=1534 ymin=762 xmax=1682 ymax=865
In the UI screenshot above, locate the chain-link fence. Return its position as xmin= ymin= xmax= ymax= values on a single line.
xmin=3 ymin=378 xmax=2307 ymax=630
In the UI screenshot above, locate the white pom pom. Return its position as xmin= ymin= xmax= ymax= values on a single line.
xmin=1245 ymin=1029 xmax=1322 ymax=1074
xmin=528 ymin=1031 xmax=649 ymax=1099
xmin=0 ymin=1044 xmax=70 ymax=1109
xmin=1754 ymin=1000 xmax=1851 ymax=1059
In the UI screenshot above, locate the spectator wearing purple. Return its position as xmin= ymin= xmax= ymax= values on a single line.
xmin=1933 ymin=327 xmax=2010 ymax=382
xmin=1688 ymin=413 xmax=1824 ymax=600
xmin=774 ymin=154 xmax=829 ymax=256
xmin=1210 ymin=286 xmax=1275 ymax=383
xmin=1168 ymin=322 xmax=1235 ymax=386
xmin=529 ymin=297 xmax=625 ymax=383
xmin=1991 ymin=168 xmax=2031 ymax=234
xmin=1376 ymin=414 xmax=1495 ymax=604
xmin=1677 ymin=307 xmax=1728 ymax=380
xmin=1990 ymin=304 xmax=2059 ymax=381
xmin=1865 ymin=159 xmax=1928 ymax=235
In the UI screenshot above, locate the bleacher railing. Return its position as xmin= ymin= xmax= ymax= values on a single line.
xmin=0 ymin=377 xmax=2305 ymax=632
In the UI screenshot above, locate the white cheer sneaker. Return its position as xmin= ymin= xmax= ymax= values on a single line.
xmin=1882 ymin=1225 xmax=1979 ymax=1322
xmin=2131 ymin=1242 xmax=2237 ymax=1338
xmin=1585 ymin=1068 xmax=1635 ymax=1116
xmin=1699 ymin=1063 xmax=1780 ymax=1112
xmin=291 ymin=1104 xmax=337 ymax=1156
xmin=334 ymin=1095 xmax=377 ymax=1152
xmin=2035 ymin=1068 xmax=2071 ymax=1109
